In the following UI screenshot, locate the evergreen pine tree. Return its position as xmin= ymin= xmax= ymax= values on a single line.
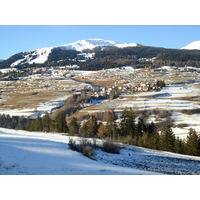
xmin=42 ymin=112 xmax=51 ymax=132
xmin=174 ymin=137 xmax=185 ymax=154
xmin=185 ymin=129 xmax=200 ymax=156
xmin=34 ymin=114 xmax=43 ymax=131
xmin=55 ymin=113 xmax=68 ymax=133
xmin=97 ymin=123 xmax=110 ymax=139
xmin=136 ymin=117 xmax=146 ymax=138
xmin=146 ymin=122 xmax=156 ymax=136
xmin=160 ymin=124 xmax=175 ymax=152
xmin=103 ymin=110 xmax=118 ymax=140
xmin=80 ymin=120 xmax=89 ymax=137
xmin=148 ymin=128 xmax=160 ymax=150
xmin=120 ymin=108 xmax=136 ymax=138
xmin=138 ymin=133 xmax=148 ymax=148
xmin=68 ymin=117 xmax=79 ymax=136
xmin=87 ymin=115 xmax=99 ymax=137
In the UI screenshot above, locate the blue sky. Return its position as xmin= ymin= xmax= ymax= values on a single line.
xmin=0 ymin=25 xmax=200 ymax=59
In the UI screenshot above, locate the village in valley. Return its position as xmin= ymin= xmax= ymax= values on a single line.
xmin=1 ymin=63 xmax=200 ymax=110
xmin=75 ymin=65 xmax=200 ymax=100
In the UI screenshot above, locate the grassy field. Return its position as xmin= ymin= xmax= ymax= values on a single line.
xmin=0 ymin=76 xmax=86 ymax=115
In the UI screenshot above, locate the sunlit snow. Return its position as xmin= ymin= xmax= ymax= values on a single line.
xmin=1 ymin=128 xmax=200 ymax=175
xmin=181 ymin=40 xmax=200 ymax=50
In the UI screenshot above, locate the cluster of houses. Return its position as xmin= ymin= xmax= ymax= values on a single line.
xmin=80 ymin=81 xmax=160 ymax=99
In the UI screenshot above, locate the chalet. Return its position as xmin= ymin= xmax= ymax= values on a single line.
xmin=142 ymin=86 xmax=149 ymax=92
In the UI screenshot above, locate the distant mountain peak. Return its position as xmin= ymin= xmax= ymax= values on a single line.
xmin=181 ymin=40 xmax=200 ymax=50
xmin=59 ymin=38 xmax=138 ymax=51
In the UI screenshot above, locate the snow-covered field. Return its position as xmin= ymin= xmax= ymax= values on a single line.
xmin=0 ymin=128 xmax=158 ymax=175
xmin=98 ymin=84 xmax=200 ymax=111
xmin=1 ymin=127 xmax=200 ymax=175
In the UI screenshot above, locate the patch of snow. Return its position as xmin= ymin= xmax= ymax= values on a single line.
xmin=0 ymin=68 xmax=17 ymax=73
xmin=181 ymin=40 xmax=200 ymax=50
xmin=172 ymin=127 xmax=189 ymax=140
xmin=11 ymin=58 xmax=26 ymax=67
xmin=59 ymin=39 xmax=117 ymax=52
xmin=184 ymin=66 xmax=200 ymax=71
xmin=116 ymin=43 xmax=138 ymax=48
xmin=121 ymin=66 xmax=135 ymax=71
xmin=27 ymin=47 xmax=53 ymax=64
xmin=11 ymin=47 xmax=54 ymax=66
xmin=159 ymin=66 xmax=174 ymax=71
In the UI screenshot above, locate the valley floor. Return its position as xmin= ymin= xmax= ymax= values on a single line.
xmin=1 ymin=128 xmax=200 ymax=175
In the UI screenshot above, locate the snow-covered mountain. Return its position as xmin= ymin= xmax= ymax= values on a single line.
xmin=59 ymin=38 xmax=139 ymax=51
xmin=181 ymin=40 xmax=200 ymax=50
xmin=9 ymin=39 xmax=139 ymax=67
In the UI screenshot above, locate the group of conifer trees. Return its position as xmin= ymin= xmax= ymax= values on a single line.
xmin=0 ymin=114 xmax=30 ymax=130
xmin=67 ymin=108 xmax=200 ymax=157
xmin=1 ymin=108 xmax=200 ymax=157
xmin=27 ymin=112 xmax=68 ymax=133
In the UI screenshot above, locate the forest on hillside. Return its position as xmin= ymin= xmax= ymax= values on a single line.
xmin=1 ymin=46 xmax=200 ymax=70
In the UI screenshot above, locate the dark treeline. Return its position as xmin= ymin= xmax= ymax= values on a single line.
xmin=0 ymin=112 xmax=68 ymax=133
xmin=27 ymin=112 xmax=68 ymax=133
xmin=0 ymin=114 xmax=31 ymax=130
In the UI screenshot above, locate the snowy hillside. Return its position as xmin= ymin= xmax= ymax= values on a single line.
xmin=181 ymin=40 xmax=200 ymax=50
xmin=10 ymin=39 xmax=139 ymax=67
xmin=11 ymin=47 xmax=53 ymax=66
xmin=0 ymin=128 xmax=157 ymax=175
xmin=1 ymin=127 xmax=200 ymax=175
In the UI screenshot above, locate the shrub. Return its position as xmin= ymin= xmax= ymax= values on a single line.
xmin=175 ymin=123 xmax=188 ymax=128
xmin=68 ymin=138 xmax=78 ymax=150
xmin=180 ymin=108 xmax=200 ymax=115
xmin=69 ymin=137 xmax=121 ymax=156
xmin=68 ymin=138 xmax=95 ymax=158
xmin=82 ymin=145 xmax=94 ymax=157
xmin=101 ymin=141 xmax=121 ymax=154
xmin=158 ymin=111 xmax=171 ymax=118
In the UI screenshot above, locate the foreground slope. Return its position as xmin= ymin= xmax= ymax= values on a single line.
xmin=1 ymin=128 xmax=200 ymax=175
xmin=0 ymin=128 xmax=157 ymax=175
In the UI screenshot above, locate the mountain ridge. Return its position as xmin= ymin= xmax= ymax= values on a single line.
xmin=1 ymin=38 xmax=200 ymax=70
xmin=53 ymin=38 xmax=139 ymax=51
xmin=5 ymin=39 xmax=140 ymax=67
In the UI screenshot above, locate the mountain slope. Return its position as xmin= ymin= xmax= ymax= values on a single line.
xmin=181 ymin=40 xmax=200 ymax=50
xmin=1 ymin=39 xmax=200 ymax=70
xmin=3 ymin=39 xmax=140 ymax=67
